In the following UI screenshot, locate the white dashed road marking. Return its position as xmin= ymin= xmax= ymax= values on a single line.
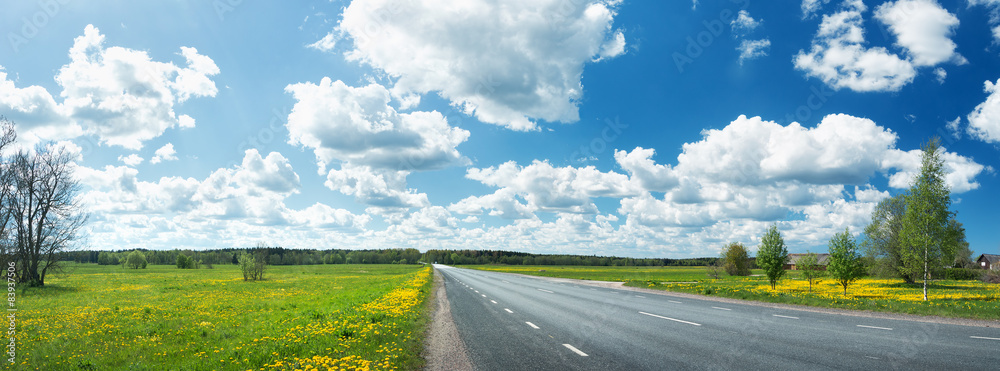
xmin=504 ymin=308 xmax=513 ymax=313
xmin=971 ymin=336 xmax=1000 ymax=341
xmin=525 ymin=322 xmax=539 ymax=329
xmin=639 ymin=311 xmax=701 ymax=326
xmin=773 ymin=314 xmax=799 ymax=320
xmin=563 ymin=344 xmax=588 ymax=357
xmin=857 ymin=325 xmax=892 ymax=331
xmin=537 ymin=289 xmax=554 ymax=293
xmin=712 ymin=307 xmax=731 ymax=311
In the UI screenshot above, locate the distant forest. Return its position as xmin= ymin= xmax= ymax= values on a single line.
xmin=61 ymin=247 xmax=717 ymax=267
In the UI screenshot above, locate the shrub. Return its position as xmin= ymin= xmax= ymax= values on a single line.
xmin=176 ymin=254 xmax=194 ymax=269
xmin=983 ymin=270 xmax=1000 ymax=284
xmin=721 ymin=242 xmax=751 ymax=276
xmin=706 ymin=259 xmax=722 ymax=279
xmin=798 ymin=252 xmax=825 ymax=292
xmin=238 ymin=252 xmax=266 ymax=281
xmin=97 ymin=252 xmax=118 ymax=266
xmin=125 ymin=251 xmax=147 ymax=269
xmin=943 ymin=268 xmax=980 ymax=281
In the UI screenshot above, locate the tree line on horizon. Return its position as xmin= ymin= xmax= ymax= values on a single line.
xmin=64 ymin=246 xmax=425 ymax=267
xmin=61 ymin=246 xmax=718 ymax=268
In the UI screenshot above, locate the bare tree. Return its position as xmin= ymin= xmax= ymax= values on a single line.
xmin=9 ymin=144 xmax=87 ymax=287
xmin=0 ymin=118 xmax=17 ymax=265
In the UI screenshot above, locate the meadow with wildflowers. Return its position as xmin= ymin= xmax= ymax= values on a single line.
xmin=14 ymin=263 xmax=432 ymax=370
xmin=470 ymin=265 xmax=1000 ymax=321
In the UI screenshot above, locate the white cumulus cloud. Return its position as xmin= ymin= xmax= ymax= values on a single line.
xmin=453 ymin=160 xmax=638 ymax=217
xmin=325 ymin=164 xmax=429 ymax=209
xmin=802 ymin=0 xmax=833 ymax=18
xmin=285 ymin=78 xmax=469 ymax=172
xmin=78 ymin=149 xmax=369 ymax=233
xmin=969 ymin=0 xmax=1000 ymax=42
xmin=151 ymin=143 xmax=178 ymax=164
xmin=442 ymin=113 xmax=988 ymax=257
xmin=967 ymin=78 xmax=1000 ymax=144
xmin=731 ymin=10 xmax=761 ymax=36
xmin=118 ymin=154 xmax=144 ymax=166
xmin=737 ymin=39 xmax=771 ymax=64
xmin=794 ymin=0 xmax=916 ymax=92
xmin=0 ymin=69 xmax=82 ymax=146
xmin=614 ymin=147 xmax=678 ymax=192
xmin=874 ymin=0 xmax=965 ymax=67
xmin=881 ymin=148 xmax=989 ymax=194
xmin=330 ymin=0 xmax=625 ymax=130
xmin=285 ymin=78 xmax=469 ymax=210
xmin=56 ymin=25 xmax=220 ymax=149
xmin=0 ymin=25 xmax=219 ymax=150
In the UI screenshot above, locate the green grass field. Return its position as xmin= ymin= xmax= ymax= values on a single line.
xmin=467 ymin=265 xmax=1000 ymax=321
xmin=14 ymin=263 xmax=432 ymax=370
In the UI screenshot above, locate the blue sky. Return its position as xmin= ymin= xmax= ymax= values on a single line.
xmin=1 ymin=0 xmax=998 ymax=258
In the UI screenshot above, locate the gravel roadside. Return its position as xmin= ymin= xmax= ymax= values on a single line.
xmin=422 ymin=268 xmax=474 ymax=371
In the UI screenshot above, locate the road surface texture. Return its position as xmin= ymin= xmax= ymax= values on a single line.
xmin=435 ymin=265 xmax=1000 ymax=370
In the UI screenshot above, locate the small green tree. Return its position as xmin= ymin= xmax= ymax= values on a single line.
xmin=720 ymin=242 xmax=751 ymax=276
xmin=238 ymin=252 xmax=254 ymax=281
xmin=862 ymin=194 xmax=912 ymax=281
xmin=756 ymin=225 xmax=789 ymax=290
xmin=238 ymin=252 xmax=267 ymax=281
xmin=828 ymin=228 xmax=865 ymax=295
xmin=899 ymin=138 xmax=955 ymax=301
xmin=125 ymin=251 xmax=147 ymax=269
xmin=798 ymin=252 xmax=825 ymax=292
xmin=176 ymin=254 xmax=193 ymax=269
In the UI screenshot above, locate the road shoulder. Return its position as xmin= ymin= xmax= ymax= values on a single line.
xmin=422 ymin=267 xmax=474 ymax=371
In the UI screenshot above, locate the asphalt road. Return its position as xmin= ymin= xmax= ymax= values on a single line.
xmin=436 ymin=265 xmax=1000 ymax=370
